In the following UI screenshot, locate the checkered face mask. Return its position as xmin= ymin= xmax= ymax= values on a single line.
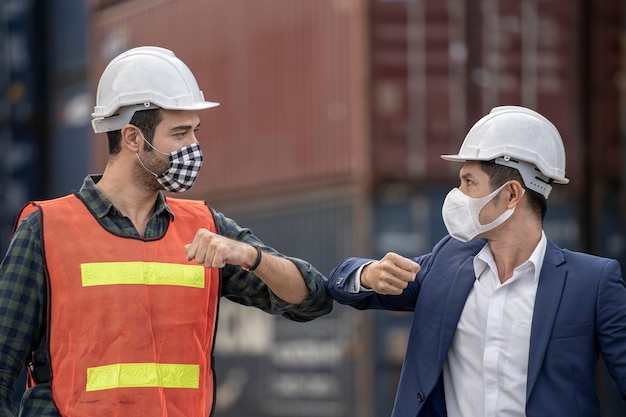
xmin=136 ymin=131 xmax=203 ymax=192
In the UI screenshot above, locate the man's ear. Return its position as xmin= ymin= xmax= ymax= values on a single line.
xmin=506 ymin=180 xmax=525 ymax=207
xmin=120 ymin=125 xmax=141 ymax=152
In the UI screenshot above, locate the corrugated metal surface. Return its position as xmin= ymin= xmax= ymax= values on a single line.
xmin=209 ymin=191 xmax=367 ymax=417
xmin=370 ymin=0 xmax=585 ymax=186
xmin=0 ymin=0 xmax=45 ymax=250
xmin=370 ymin=0 xmax=462 ymax=181
xmin=582 ymin=0 xmax=625 ymax=262
xmin=47 ymin=0 xmax=91 ymax=199
xmin=585 ymin=3 xmax=626 ymax=414
xmin=587 ymin=0 xmax=623 ymax=185
xmin=89 ymin=0 xmax=370 ymax=199
xmin=0 ymin=0 xmax=49 ymax=408
xmin=473 ymin=0 xmax=584 ymax=185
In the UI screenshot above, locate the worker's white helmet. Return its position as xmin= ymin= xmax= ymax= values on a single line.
xmin=91 ymin=46 xmax=219 ymax=133
xmin=441 ymin=106 xmax=569 ymax=198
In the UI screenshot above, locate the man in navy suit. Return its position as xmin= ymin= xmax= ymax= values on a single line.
xmin=328 ymin=106 xmax=626 ymax=417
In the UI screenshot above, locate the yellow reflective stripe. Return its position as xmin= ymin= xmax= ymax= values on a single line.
xmin=86 ymin=363 xmax=200 ymax=391
xmin=81 ymin=262 xmax=205 ymax=288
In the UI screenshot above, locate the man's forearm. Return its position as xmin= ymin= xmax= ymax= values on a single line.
xmin=252 ymin=251 xmax=310 ymax=304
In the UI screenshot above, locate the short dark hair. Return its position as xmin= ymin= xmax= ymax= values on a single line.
xmin=479 ymin=161 xmax=547 ymax=221
xmin=106 ymin=108 xmax=162 ymax=155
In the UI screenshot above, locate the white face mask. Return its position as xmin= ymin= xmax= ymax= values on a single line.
xmin=441 ymin=182 xmax=523 ymax=242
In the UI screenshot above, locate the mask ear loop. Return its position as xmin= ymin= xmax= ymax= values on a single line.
xmin=136 ymin=128 xmax=169 ymax=156
xmin=135 ymin=153 xmax=160 ymax=178
xmin=467 ymin=182 xmax=510 ymax=229
xmin=134 ymin=128 xmax=167 ymax=178
xmin=476 ymin=185 xmax=526 ymax=231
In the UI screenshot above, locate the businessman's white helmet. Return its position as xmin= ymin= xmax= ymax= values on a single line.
xmin=441 ymin=106 xmax=568 ymax=198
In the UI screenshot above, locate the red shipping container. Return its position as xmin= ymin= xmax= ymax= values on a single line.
xmin=89 ymin=0 xmax=370 ymax=200
xmin=370 ymin=0 xmax=586 ymax=189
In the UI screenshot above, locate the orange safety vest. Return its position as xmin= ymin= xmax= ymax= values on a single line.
xmin=17 ymin=194 xmax=221 ymax=417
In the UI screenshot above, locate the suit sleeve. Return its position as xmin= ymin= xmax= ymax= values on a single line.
xmin=326 ymin=236 xmax=483 ymax=313
xmin=595 ymin=258 xmax=626 ymax=399
xmin=327 ymin=255 xmax=428 ymax=312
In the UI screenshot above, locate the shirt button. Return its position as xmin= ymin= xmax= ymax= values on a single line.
xmin=416 ymin=392 xmax=425 ymax=402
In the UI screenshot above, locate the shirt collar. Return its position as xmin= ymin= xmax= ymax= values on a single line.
xmin=77 ymin=174 xmax=174 ymax=220
xmin=474 ymin=231 xmax=547 ymax=284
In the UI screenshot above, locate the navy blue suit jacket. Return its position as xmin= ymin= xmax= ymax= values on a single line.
xmin=328 ymin=236 xmax=626 ymax=417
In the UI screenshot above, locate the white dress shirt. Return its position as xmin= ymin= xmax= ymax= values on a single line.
xmin=443 ymin=232 xmax=546 ymax=417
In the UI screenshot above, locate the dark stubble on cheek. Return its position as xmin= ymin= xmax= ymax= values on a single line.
xmin=133 ymin=148 xmax=171 ymax=192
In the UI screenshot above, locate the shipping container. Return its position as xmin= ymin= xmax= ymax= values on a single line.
xmin=583 ymin=0 xmax=625 ymax=258
xmin=370 ymin=0 xmax=586 ymax=187
xmin=89 ymin=0 xmax=371 ymax=200
xmin=0 ymin=0 xmax=46 ymax=254
xmin=208 ymin=186 xmax=370 ymax=417
xmin=45 ymin=0 xmax=91 ymax=198
xmin=0 ymin=0 xmax=49 ymax=409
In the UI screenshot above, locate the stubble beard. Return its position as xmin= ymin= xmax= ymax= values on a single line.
xmin=133 ymin=149 xmax=170 ymax=193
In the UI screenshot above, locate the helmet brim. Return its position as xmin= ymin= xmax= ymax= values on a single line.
xmin=440 ymin=154 xmax=479 ymax=162
xmin=160 ymin=101 xmax=220 ymax=112
xmin=441 ymin=153 xmax=570 ymax=185
xmin=92 ymin=101 xmax=221 ymax=133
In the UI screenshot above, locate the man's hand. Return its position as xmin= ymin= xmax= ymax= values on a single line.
xmin=361 ymin=252 xmax=420 ymax=295
xmin=184 ymin=228 xmax=257 ymax=269
xmin=184 ymin=228 xmax=311 ymax=304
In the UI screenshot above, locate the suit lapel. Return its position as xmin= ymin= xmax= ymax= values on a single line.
xmin=438 ymin=255 xmax=477 ymax=365
xmin=526 ymin=241 xmax=566 ymax=399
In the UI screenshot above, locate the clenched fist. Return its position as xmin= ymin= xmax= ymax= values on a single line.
xmin=184 ymin=228 xmax=257 ymax=269
xmin=361 ymin=252 xmax=420 ymax=295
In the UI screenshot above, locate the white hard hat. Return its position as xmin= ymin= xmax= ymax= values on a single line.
xmin=441 ymin=106 xmax=569 ymax=198
xmin=91 ymin=46 xmax=219 ymax=133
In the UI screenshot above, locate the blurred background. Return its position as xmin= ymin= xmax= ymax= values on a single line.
xmin=1 ymin=0 xmax=625 ymax=415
